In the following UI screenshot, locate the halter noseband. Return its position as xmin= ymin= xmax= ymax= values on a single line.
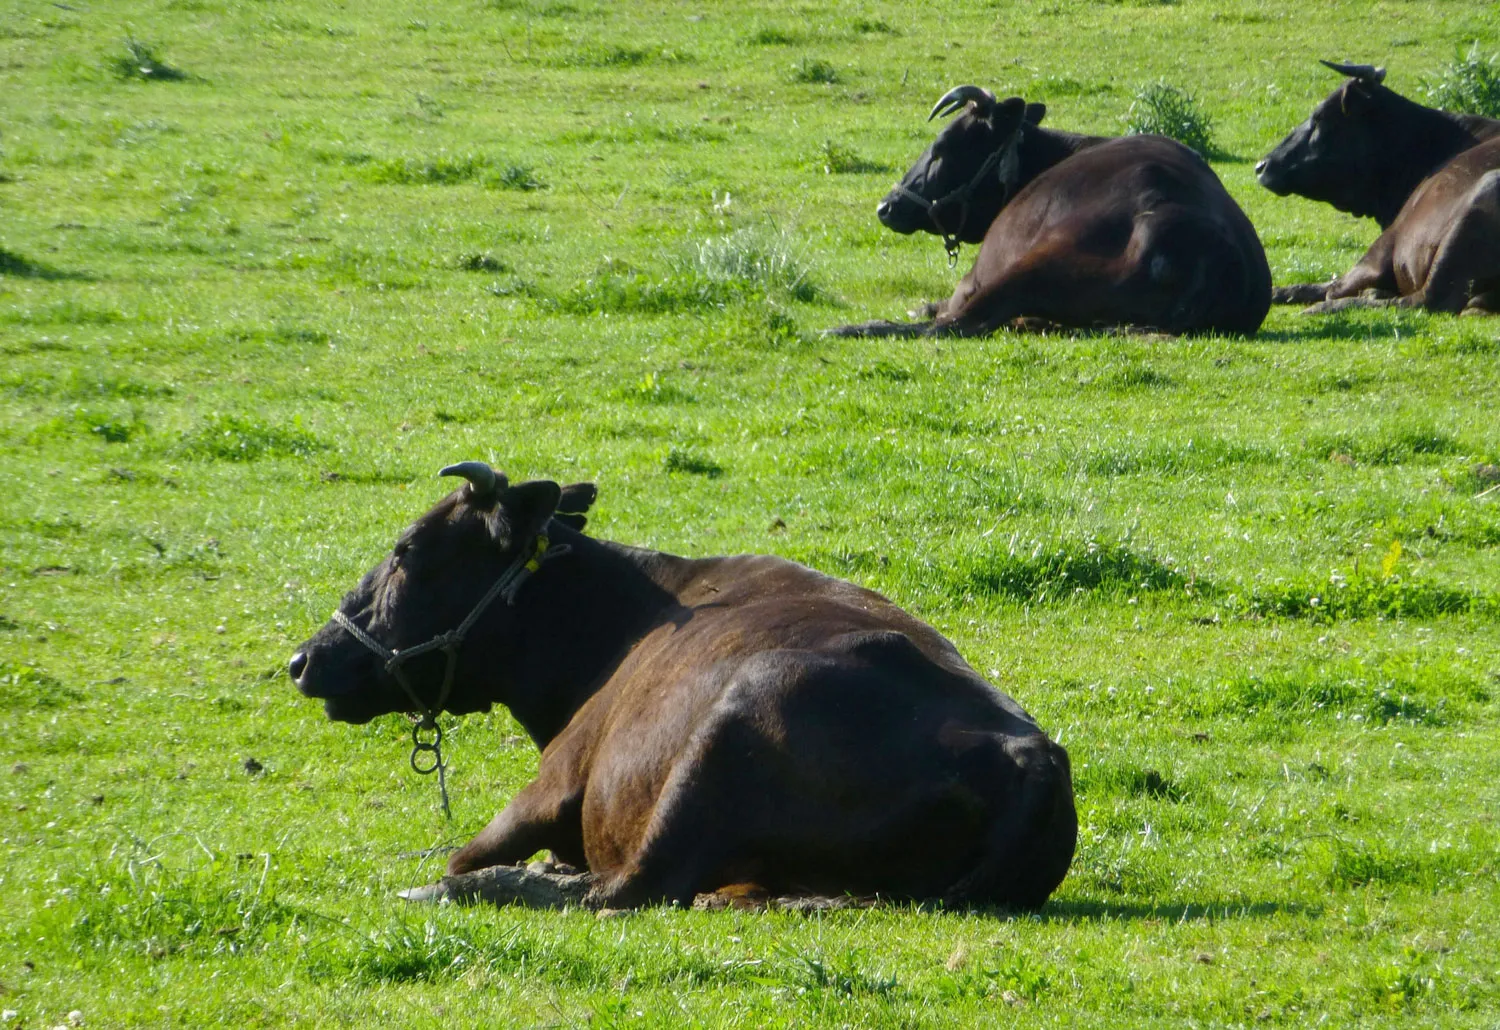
xmin=892 ymin=128 xmax=1023 ymax=266
xmin=330 ymin=532 xmax=567 ymax=817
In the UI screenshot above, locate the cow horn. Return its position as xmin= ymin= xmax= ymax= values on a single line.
xmin=439 ymin=461 xmax=500 ymax=498
xmin=1319 ymin=60 xmax=1386 ymax=85
xmin=928 ymin=85 xmax=996 ymax=122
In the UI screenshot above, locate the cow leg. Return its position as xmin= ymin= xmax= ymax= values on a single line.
xmin=585 ymin=763 xmax=738 ymax=908
xmin=822 ymin=318 xmax=939 ymax=338
xmin=1311 ymin=232 xmax=1399 ymax=314
xmin=446 ymin=777 xmax=584 ymax=876
xmin=1271 ymin=282 xmax=1332 ymax=305
xmin=1462 ymin=290 xmax=1500 ymax=315
xmin=1301 ymin=294 xmax=1402 ymax=315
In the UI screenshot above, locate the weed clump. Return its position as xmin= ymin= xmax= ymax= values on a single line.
xmin=181 ymin=413 xmax=325 ymax=461
xmin=1424 ymin=44 xmax=1500 ymax=117
xmin=493 ymin=163 xmax=544 ymax=191
xmin=0 ymin=661 xmax=82 ymax=708
xmin=949 ymin=536 xmax=1186 ymax=605
xmin=792 ymin=58 xmax=841 ymax=85
xmin=456 ymin=253 xmax=508 ymax=273
xmin=750 ymin=26 xmax=800 ymax=46
xmin=664 ymin=447 xmax=723 ymax=477
xmin=1214 ymin=667 xmax=1452 ymax=725
xmin=368 ymin=155 xmax=488 ymax=186
xmin=557 ymin=230 xmax=819 ymax=314
xmin=1234 ymin=574 xmax=1479 ymax=621
xmin=109 ymin=37 xmax=187 ymax=82
xmin=1310 ymin=425 xmax=1463 ymax=466
xmin=686 ymin=228 xmax=819 ymax=302
xmin=817 ymin=140 xmax=889 ymax=175
xmin=49 ymin=848 xmax=295 ymax=958
xmin=1127 ymin=82 xmax=1216 ymax=158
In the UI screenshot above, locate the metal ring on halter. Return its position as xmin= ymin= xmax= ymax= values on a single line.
xmin=411 ymin=721 xmax=444 ymax=775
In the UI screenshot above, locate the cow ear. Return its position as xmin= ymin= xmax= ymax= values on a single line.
xmin=552 ymin=482 xmax=598 ymax=532
xmin=996 ymin=96 xmax=1027 ymax=121
xmin=1024 ymin=102 xmax=1046 ymax=125
xmin=497 ymin=479 xmax=562 ymax=543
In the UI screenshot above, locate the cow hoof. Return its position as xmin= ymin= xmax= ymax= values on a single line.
xmin=1271 ymin=283 xmax=1330 ymax=305
xmin=595 ymin=907 xmax=633 ymax=920
xmin=397 ymin=882 xmax=451 ymax=904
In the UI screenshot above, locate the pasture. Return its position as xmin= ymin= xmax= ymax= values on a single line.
xmin=2 ymin=0 xmax=1499 ymax=1025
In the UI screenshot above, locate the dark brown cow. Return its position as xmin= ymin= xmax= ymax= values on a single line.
xmin=1256 ymin=61 xmax=1500 ymax=314
xmin=829 ymin=86 xmax=1271 ymax=337
xmin=289 ymin=462 xmax=1077 ymax=910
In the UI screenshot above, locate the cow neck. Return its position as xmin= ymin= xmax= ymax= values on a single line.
xmin=957 ymin=125 xmax=1105 ymax=235
xmin=1369 ymin=95 xmax=1490 ymax=227
xmin=1016 ymin=126 xmax=1106 ymax=187
xmin=499 ymin=528 xmax=688 ymax=749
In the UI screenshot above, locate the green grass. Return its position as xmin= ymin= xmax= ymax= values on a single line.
xmin=3 ymin=0 xmax=1500 ymax=1026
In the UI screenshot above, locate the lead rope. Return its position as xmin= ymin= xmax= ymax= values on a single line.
xmin=331 ymin=533 xmax=571 ymax=819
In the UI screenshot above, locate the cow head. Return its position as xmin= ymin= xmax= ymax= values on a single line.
xmin=288 ymin=463 xmax=593 ymax=724
xmin=877 ymin=87 xmax=1042 ymax=244
xmin=1255 ymin=61 xmax=1390 ymax=217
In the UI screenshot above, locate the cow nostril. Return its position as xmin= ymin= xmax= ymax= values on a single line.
xmin=1254 ymin=160 xmax=1267 ymax=176
xmin=289 ymin=651 xmax=309 ymax=682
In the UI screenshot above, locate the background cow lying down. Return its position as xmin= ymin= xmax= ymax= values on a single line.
xmin=1257 ymin=61 xmax=1500 ymax=315
xmin=289 ymin=463 xmax=1077 ymax=910
xmin=830 ymin=86 xmax=1271 ymax=337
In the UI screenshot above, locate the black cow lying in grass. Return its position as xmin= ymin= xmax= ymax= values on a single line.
xmin=289 ymin=462 xmax=1077 ymax=910
xmin=828 ymin=85 xmax=1271 ymax=337
xmin=1257 ymin=61 xmax=1500 ymax=315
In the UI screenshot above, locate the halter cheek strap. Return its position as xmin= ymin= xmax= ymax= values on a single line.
xmin=330 ymin=532 xmax=569 ymax=817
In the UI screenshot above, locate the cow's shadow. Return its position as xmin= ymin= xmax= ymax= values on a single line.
xmin=1254 ymin=314 xmax=1418 ymax=343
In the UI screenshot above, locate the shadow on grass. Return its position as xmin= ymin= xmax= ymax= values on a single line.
xmin=0 ymin=248 xmax=93 ymax=281
xmin=1037 ymin=898 xmax=1319 ymax=922
xmin=1255 ymin=312 xmax=1418 ymax=343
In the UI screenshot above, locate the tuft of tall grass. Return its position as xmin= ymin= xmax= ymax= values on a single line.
xmin=817 ymin=140 xmax=890 ymax=175
xmin=1309 ymin=425 xmax=1464 ymax=466
xmin=109 ymin=37 xmax=187 ymax=82
xmin=555 ymin=229 xmax=819 ymax=314
xmin=663 ymin=447 xmax=723 ymax=477
xmin=367 ymin=155 xmax=488 ymax=186
xmin=947 ymin=536 xmax=1187 ymax=605
xmin=749 ymin=26 xmax=801 ymax=46
xmin=46 ymin=847 xmax=296 ymax=959
xmin=180 ymin=413 xmax=325 ymax=462
xmin=1424 ymin=44 xmax=1500 ymax=117
xmin=493 ymin=163 xmax=545 ymax=191
xmin=1230 ymin=573 xmax=1482 ymax=622
xmin=1126 ymin=82 xmax=1217 ymax=158
xmin=0 ymin=661 xmax=82 ymax=708
xmin=791 ymin=57 xmax=841 ymax=84
xmin=684 ymin=227 xmax=819 ymax=302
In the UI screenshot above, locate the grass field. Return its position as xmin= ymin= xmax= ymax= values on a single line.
xmin=3 ymin=0 xmax=1500 ymax=1025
